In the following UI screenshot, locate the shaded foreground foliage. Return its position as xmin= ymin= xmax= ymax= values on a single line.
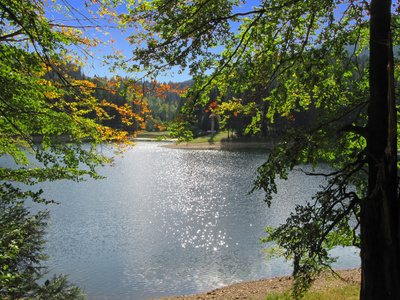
xmin=0 ymin=184 xmax=84 ymax=299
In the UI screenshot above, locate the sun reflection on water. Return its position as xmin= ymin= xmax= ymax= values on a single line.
xmin=21 ymin=142 xmax=360 ymax=300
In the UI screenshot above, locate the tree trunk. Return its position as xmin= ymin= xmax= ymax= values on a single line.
xmin=362 ymin=0 xmax=400 ymax=298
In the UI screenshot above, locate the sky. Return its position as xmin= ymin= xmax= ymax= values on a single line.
xmin=47 ymin=0 xmax=260 ymax=83
xmin=47 ymin=0 xmax=373 ymax=83
xmin=46 ymin=0 xmax=137 ymax=80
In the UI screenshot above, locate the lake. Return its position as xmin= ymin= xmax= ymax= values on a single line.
xmin=25 ymin=142 xmax=359 ymax=299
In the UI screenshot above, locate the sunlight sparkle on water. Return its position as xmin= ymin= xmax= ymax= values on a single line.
xmin=20 ymin=142 xmax=360 ymax=300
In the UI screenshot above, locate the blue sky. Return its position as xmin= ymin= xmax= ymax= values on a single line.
xmin=48 ymin=0 xmax=370 ymax=83
xmin=47 ymin=0 xmax=261 ymax=83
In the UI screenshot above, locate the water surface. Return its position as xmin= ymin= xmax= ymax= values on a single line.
xmin=25 ymin=142 xmax=359 ymax=299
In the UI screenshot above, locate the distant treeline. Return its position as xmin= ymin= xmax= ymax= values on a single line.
xmin=53 ymin=55 xmax=369 ymax=138
xmin=189 ymin=54 xmax=370 ymax=139
xmin=45 ymin=63 xmax=191 ymax=133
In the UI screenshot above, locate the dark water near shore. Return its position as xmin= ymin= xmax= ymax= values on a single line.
xmin=12 ymin=142 xmax=360 ymax=299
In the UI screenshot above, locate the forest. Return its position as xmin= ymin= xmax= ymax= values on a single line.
xmin=65 ymin=54 xmax=369 ymax=142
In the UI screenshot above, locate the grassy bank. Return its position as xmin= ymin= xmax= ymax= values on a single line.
xmin=181 ymin=131 xmax=277 ymax=144
xmin=136 ymin=131 xmax=276 ymax=144
xmin=264 ymin=285 xmax=360 ymax=300
xmin=135 ymin=131 xmax=172 ymax=140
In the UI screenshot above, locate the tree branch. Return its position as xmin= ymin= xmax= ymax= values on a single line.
xmin=0 ymin=29 xmax=23 ymax=42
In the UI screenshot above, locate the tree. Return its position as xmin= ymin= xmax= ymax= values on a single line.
xmin=125 ymin=0 xmax=399 ymax=298
xmin=0 ymin=184 xmax=84 ymax=299
xmin=0 ymin=0 xmax=141 ymax=297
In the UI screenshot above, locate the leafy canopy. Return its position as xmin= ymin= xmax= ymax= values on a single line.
xmin=123 ymin=0 xmax=399 ymax=297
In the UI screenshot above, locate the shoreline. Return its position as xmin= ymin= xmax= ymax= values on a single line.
xmin=156 ymin=141 xmax=361 ymax=299
xmin=151 ymin=268 xmax=361 ymax=300
xmin=161 ymin=140 xmax=276 ymax=150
